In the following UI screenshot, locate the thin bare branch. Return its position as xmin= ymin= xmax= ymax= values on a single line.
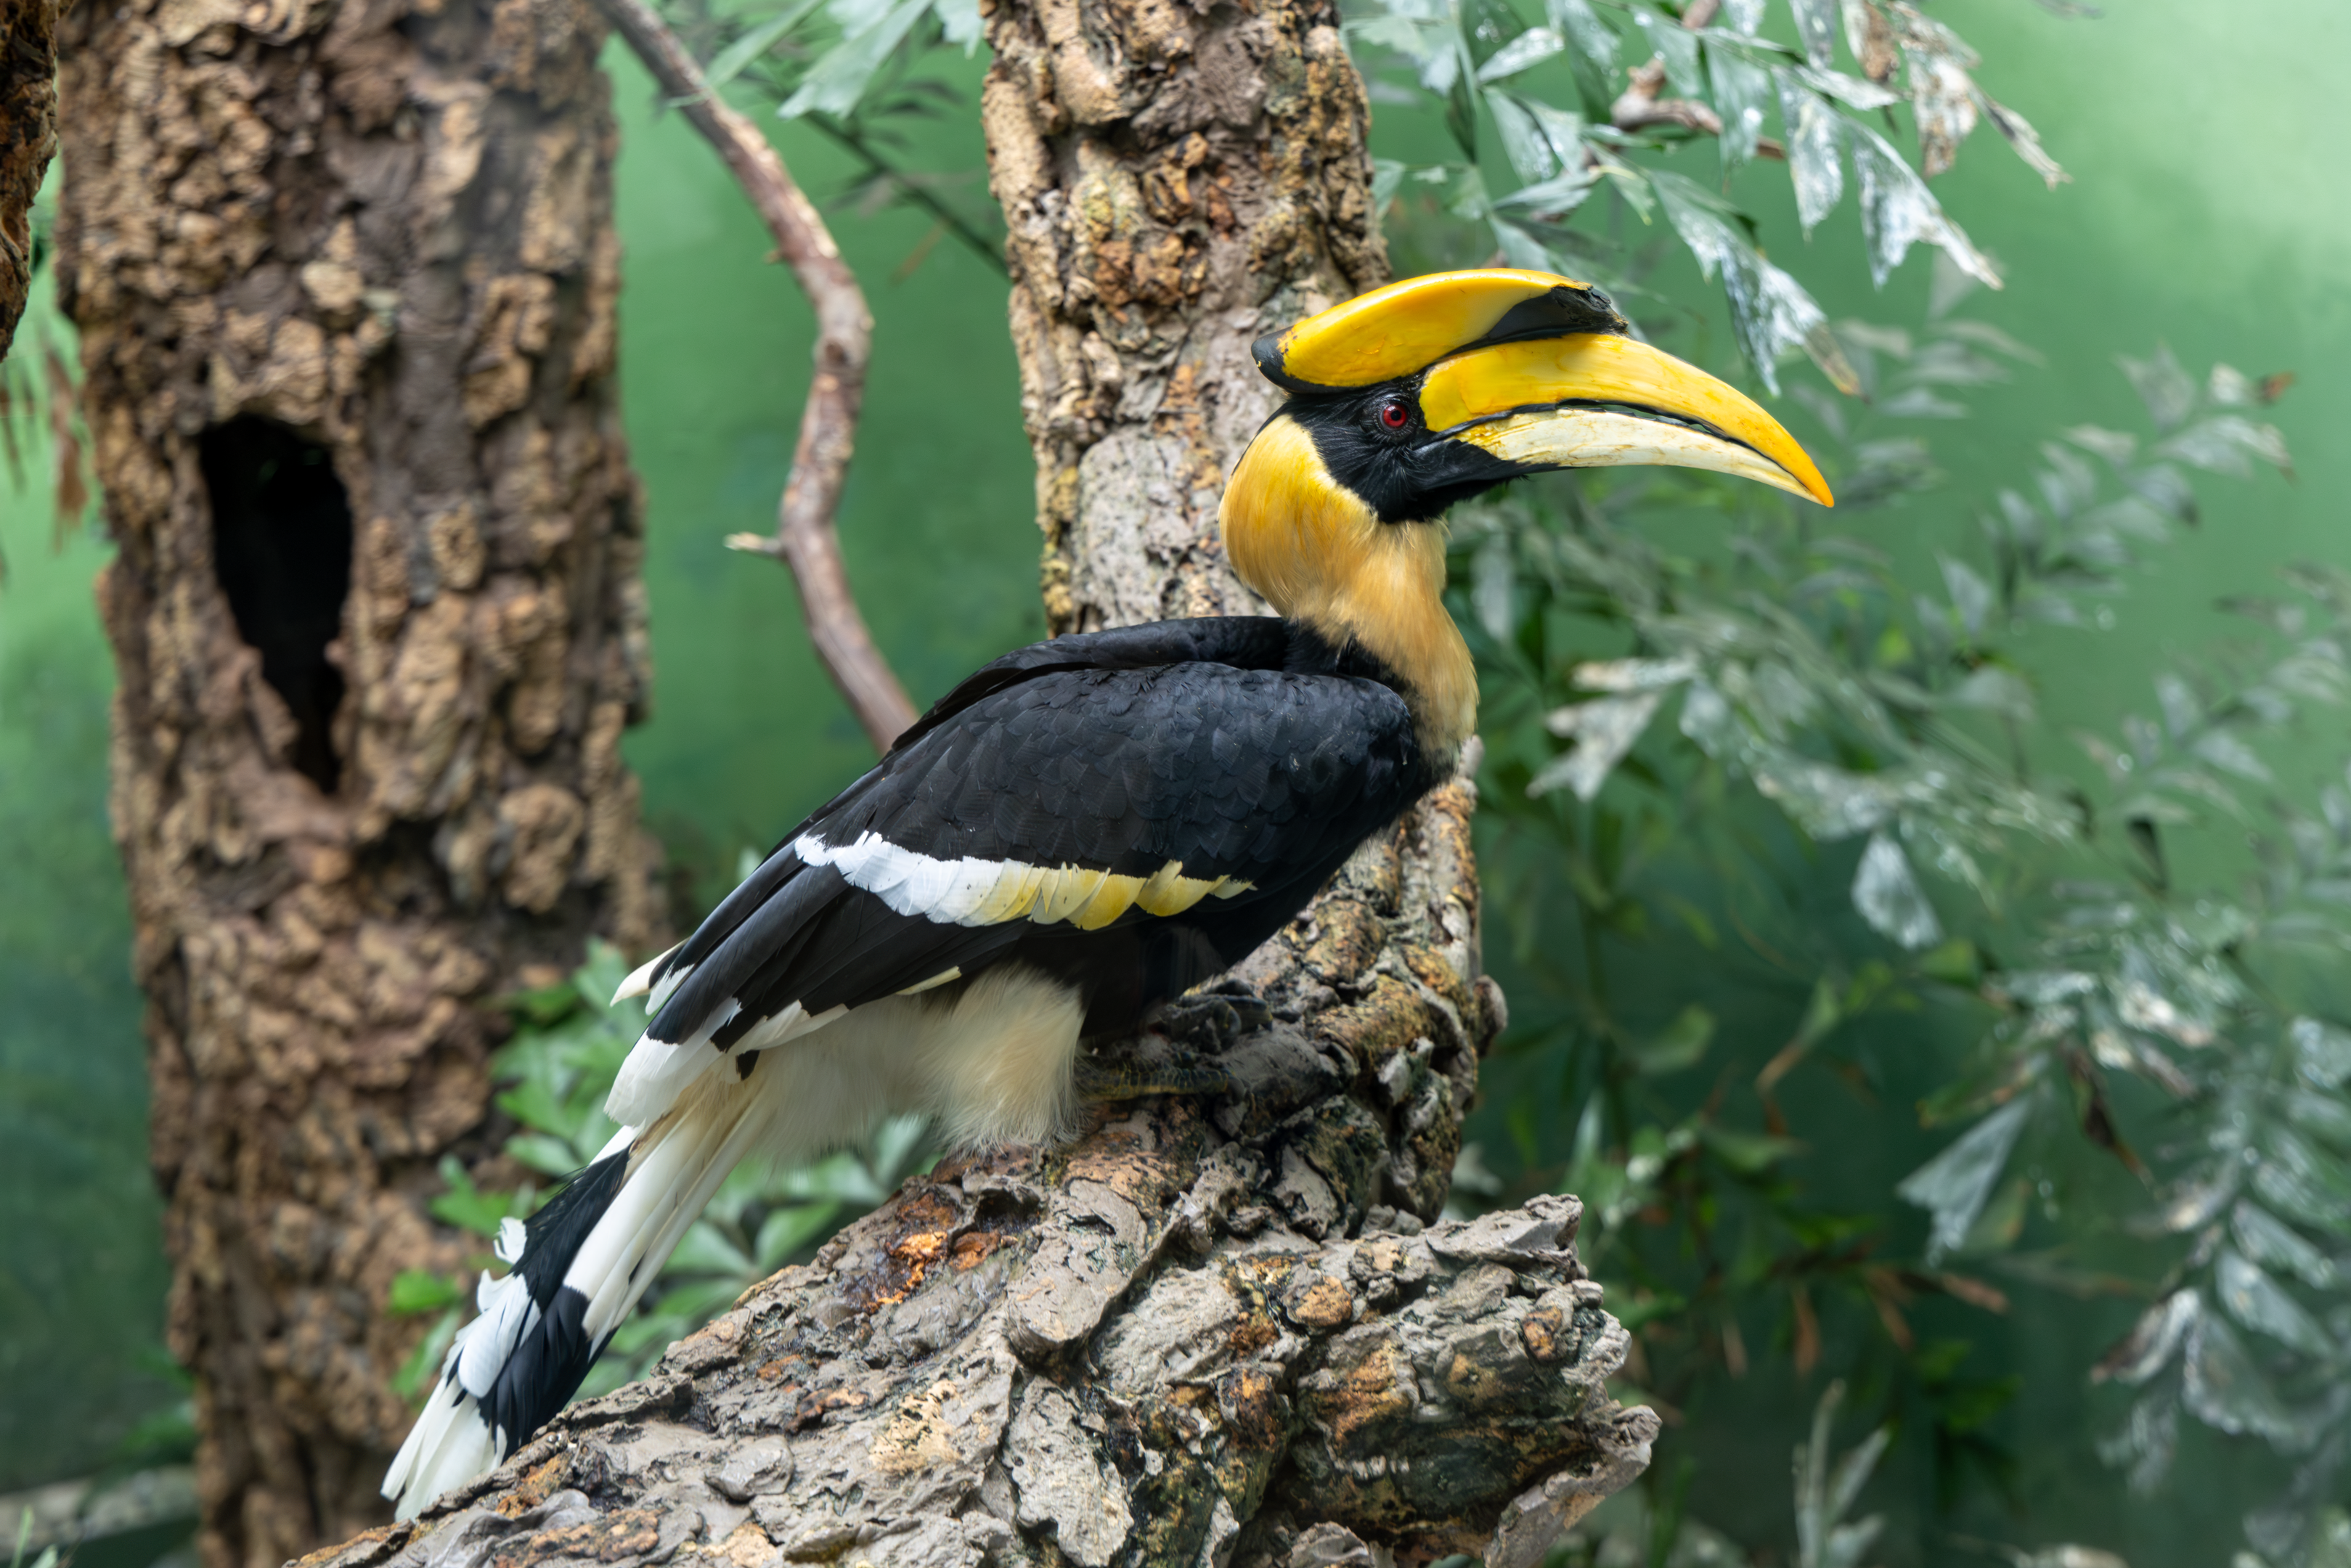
xmin=595 ymin=0 xmax=918 ymax=754
xmin=1611 ymin=57 xmax=1787 ymax=160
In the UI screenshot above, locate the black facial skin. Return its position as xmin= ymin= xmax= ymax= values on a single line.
xmin=1282 ymin=376 xmax=1529 ymax=525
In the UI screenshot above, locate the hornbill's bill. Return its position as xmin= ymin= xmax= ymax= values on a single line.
xmin=383 ymin=269 xmax=1832 ymax=1514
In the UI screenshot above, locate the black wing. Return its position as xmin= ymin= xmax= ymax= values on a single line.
xmin=891 ymin=616 xmax=1295 ymax=752
xmin=637 ymin=620 xmax=1428 ymax=1057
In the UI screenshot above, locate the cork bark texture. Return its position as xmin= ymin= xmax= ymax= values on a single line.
xmin=0 ymin=0 xmax=59 ymax=362
xmin=979 ymin=0 xmax=1388 ymax=634
xmin=50 ymin=0 xmax=665 ymax=1559
xmin=299 ymin=785 xmax=1660 ymax=1567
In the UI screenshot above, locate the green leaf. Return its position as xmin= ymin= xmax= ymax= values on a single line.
xmin=1496 ymin=166 xmax=1597 ymax=218
xmin=667 ymin=1218 xmax=759 ymax=1281
xmin=429 ymin=1154 xmax=530 ymax=1237
xmin=1650 ymin=170 xmax=1833 ymax=393
xmin=1459 ymin=0 xmax=1531 ymax=74
xmin=756 ymin=1201 xmax=844 ymax=1269
xmin=1896 ymin=1097 xmax=2032 ymax=1262
xmin=1776 ymin=75 xmax=1843 ymax=232
xmin=705 ymin=0 xmax=828 ymax=91
xmin=931 ymin=0 xmax=981 ymax=52
xmin=1597 ymin=159 xmax=1657 ymax=223
xmin=1702 ymin=1124 xmax=1801 ymax=1172
xmin=1547 ymin=0 xmax=1618 ymax=76
xmin=1348 ymin=13 xmax=1440 ymax=65
xmin=2183 ymin=1311 xmax=2308 ymax=1444
xmin=1958 ymin=1175 xmax=2028 ymax=1254
xmin=506 ymin=976 xmax=584 ymax=1029
xmin=391 ymin=1307 xmax=460 ymax=1402
xmin=1487 ymin=91 xmax=1560 ymax=182
xmin=1708 ymin=45 xmax=1773 ymax=176
xmin=495 ymin=1077 xmax=572 ymax=1139
xmin=2291 ymin=1017 xmax=2351 ymax=1090
xmin=1446 ymin=65 xmax=1481 ymax=158
xmin=504 ymin=1132 xmax=584 ymax=1179
xmin=1792 ymin=62 xmax=1899 ymax=110
xmin=1851 ymin=830 xmax=1942 ymax=950
xmin=1530 ymin=691 xmax=1666 ymax=801
xmin=1848 ymin=121 xmax=2000 ymax=290
xmin=1786 ymin=0 xmax=1836 ymax=66
xmin=1634 ymin=1004 xmax=1716 ymax=1074
xmin=2213 ymin=1249 xmax=2333 ymax=1360
xmin=1917 ymin=937 xmax=1979 ymax=987
xmin=387 ymin=1268 xmax=465 ymax=1317
xmin=1476 ymin=25 xmax=1565 ymax=81
xmin=1978 ymin=93 xmax=2068 ymax=191
xmin=778 ymin=0 xmax=933 ymax=120
xmin=1635 ymin=9 xmax=1705 ymax=98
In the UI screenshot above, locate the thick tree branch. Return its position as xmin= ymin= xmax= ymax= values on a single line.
xmin=303 ymin=783 xmax=1658 ymax=1568
xmin=0 ymin=0 xmax=60 ymax=364
xmin=596 ymin=0 xmax=918 ymax=754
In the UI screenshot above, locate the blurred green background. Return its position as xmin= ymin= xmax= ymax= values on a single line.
xmin=1 ymin=0 xmax=2344 ymax=1559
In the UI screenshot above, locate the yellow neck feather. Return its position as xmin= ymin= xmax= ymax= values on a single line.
xmin=1219 ymin=415 xmax=1478 ymax=757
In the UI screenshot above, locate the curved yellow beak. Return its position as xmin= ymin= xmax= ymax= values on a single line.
xmin=1417 ymin=333 xmax=1834 ymax=507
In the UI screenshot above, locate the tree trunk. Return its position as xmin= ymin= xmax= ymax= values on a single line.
xmin=0 ymin=0 xmax=59 ymax=364
xmin=50 ymin=0 xmax=665 ymax=1560
xmin=981 ymin=0 xmax=1387 ymax=634
xmin=296 ymin=3 xmax=1654 ymax=1567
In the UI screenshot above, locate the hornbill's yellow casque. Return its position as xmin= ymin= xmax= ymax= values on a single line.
xmin=383 ymin=269 xmax=1832 ymax=1514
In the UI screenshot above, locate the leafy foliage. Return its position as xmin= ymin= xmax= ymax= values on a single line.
xmin=1287 ymin=2 xmax=2347 ymax=1561
xmin=1348 ymin=0 xmax=2050 ymax=393
xmin=645 ymin=0 xmax=1006 ymax=275
xmin=1448 ymin=258 xmax=2331 ymax=1567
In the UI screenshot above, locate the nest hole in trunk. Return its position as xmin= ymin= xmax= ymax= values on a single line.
xmin=200 ymin=417 xmax=354 ymax=792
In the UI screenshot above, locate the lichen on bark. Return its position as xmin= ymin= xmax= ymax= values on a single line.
xmin=52 ymin=0 xmax=665 ymax=1559
xmin=979 ymin=0 xmax=1388 ymax=633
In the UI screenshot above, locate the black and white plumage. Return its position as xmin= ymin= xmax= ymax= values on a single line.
xmin=383 ymin=620 xmax=1444 ymax=1514
xmin=385 ymin=267 xmax=1833 ymax=1517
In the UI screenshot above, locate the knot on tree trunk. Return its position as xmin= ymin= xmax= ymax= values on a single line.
xmin=309 ymin=779 xmax=1655 ymax=1568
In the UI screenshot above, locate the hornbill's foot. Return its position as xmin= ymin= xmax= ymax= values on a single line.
xmin=1152 ymin=981 xmax=1273 ymax=1053
xmin=1075 ymin=1052 xmax=1240 ymax=1103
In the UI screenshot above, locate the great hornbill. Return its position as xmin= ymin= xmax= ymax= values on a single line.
xmin=384 ymin=269 xmax=1833 ymax=1514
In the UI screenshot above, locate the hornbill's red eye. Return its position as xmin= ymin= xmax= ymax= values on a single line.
xmin=1377 ymin=398 xmax=1411 ymax=430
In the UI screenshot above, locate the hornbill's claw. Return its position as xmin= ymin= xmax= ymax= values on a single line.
xmin=1152 ymin=982 xmax=1273 ymax=1053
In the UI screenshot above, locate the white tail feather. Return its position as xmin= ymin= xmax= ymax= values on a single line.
xmin=612 ymin=943 xmax=683 ymax=1003
xmin=383 ymin=972 xmax=1088 ymax=1520
xmin=380 ymin=1095 xmax=761 ymax=1522
xmin=605 ymin=999 xmax=845 ymax=1129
